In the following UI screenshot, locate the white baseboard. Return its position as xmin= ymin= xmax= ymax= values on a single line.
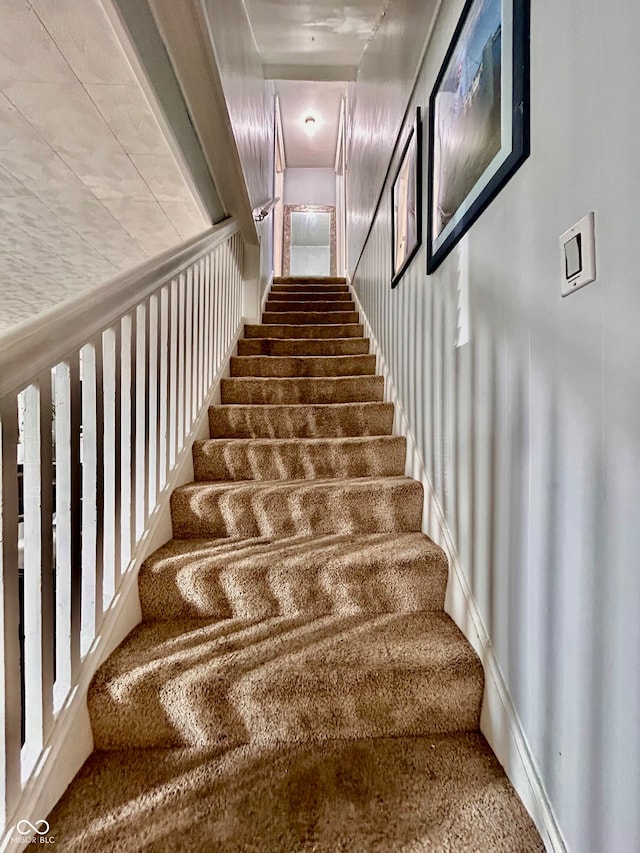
xmin=1 ymin=320 xmax=244 ymax=851
xmin=349 ymin=284 xmax=567 ymax=853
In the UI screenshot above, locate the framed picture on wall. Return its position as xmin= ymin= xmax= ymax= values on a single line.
xmin=427 ymin=0 xmax=530 ymax=273
xmin=391 ymin=108 xmax=422 ymax=289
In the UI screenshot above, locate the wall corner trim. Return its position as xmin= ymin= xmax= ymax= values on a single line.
xmin=349 ymin=283 xmax=568 ymax=853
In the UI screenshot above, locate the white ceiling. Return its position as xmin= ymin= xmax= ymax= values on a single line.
xmin=0 ymin=0 xmax=208 ymax=333
xmin=245 ymin=0 xmax=389 ymax=74
xmin=275 ymin=79 xmax=345 ymax=168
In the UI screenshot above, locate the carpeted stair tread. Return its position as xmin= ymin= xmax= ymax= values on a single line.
xmin=192 ymin=435 xmax=405 ymax=482
xmin=171 ymin=475 xmax=423 ymax=539
xmin=48 ymin=733 xmax=544 ymax=853
xmin=262 ymin=310 xmax=360 ymax=325
xmin=138 ymin=531 xmax=448 ymax=621
xmin=265 ymin=300 xmax=355 ymax=312
xmin=238 ymin=337 xmax=370 ymax=356
xmin=208 ymin=401 xmax=395 ymax=438
xmin=230 ymin=354 xmax=376 ymax=378
xmin=245 ymin=322 xmax=363 ymax=339
xmin=221 ymin=375 xmax=384 ymax=405
xmin=87 ymin=611 xmax=483 ymax=750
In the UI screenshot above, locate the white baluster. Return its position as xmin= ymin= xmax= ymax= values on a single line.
xmin=136 ymin=304 xmax=149 ymax=535
xmin=80 ymin=340 xmax=104 ymax=656
xmin=168 ymin=280 xmax=178 ymax=470
xmin=102 ymin=326 xmax=119 ymax=603
xmin=184 ymin=267 xmax=193 ymax=438
xmin=119 ymin=314 xmax=134 ymax=570
xmin=204 ymin=253 xmax=212 ymax=388
xmin=0 ymin=399 xmax=22 ymax=826
xmin=147 ymin=294 xmax=160 ymax=506
xmin=158 ymin=286 xmax=169 ymax=494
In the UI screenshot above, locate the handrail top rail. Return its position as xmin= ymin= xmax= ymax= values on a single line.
xmin=0 ymin=218 xmax=239 ymax=402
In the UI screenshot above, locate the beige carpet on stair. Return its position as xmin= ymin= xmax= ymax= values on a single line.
xmin=48 ymin=276 xmax=543 ymax=851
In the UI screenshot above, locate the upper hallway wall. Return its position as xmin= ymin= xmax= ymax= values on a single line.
xmin=284 ymin=168 xmax=336 ymax=207
xmin=202 ymin=0 xmax=274 ymax=212
xmin=346 ymin=0 xmax=440 ymax=274
xmin=350 ymin=1 xmax=640 ymax=851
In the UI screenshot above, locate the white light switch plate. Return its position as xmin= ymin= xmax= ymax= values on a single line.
xmin=560 ymin=212 xmax=596 ymax=296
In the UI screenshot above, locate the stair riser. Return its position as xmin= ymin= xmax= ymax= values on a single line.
xmin=262 ymin=311 xmax=359 ymax=325
xmin=238 ymin=338 xmax=370 ymax=356
xmin=90 ymin=669 xmax=481 ymax=751
xmin=171 ymin=479 xmax=424 ymax=539
xmin=193 ymin=436 xmax=406 ymax=482
xmin=265 ymin=292 xmax=353 ymax=302
xmin=140 ymin=558 xmax=447 ymax=622
xmin=208 ymin=403 xmax=395 ymax=438
xmin=271 ymin=285 xmax=349 ymax=293
xmin=230 ymin=355 xmax=376 ymax=378
xmin=245 ymin=324 xmax=364 ymax=339
xmin=221 ymin=376 xmax=384 ymax=405
xmin=88 ymin=614 xmax=482 ymax=751
xmin=274 ymin=276 xmax=346 ymax=285
xmin=233 ymin=670 xmax=482 ymax=747
xmin=265 ymin=301 xmax=355 ymax=312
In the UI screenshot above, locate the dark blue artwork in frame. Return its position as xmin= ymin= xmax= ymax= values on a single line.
xmin=427 ymin=0 xmax=530 ymax=273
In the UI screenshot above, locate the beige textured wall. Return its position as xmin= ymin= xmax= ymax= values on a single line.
xmin=0 ymin=0 xmax=209 ymax=333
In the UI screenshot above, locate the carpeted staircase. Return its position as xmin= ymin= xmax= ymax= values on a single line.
xmin=49 ymin=277 xmax=543 ymax=851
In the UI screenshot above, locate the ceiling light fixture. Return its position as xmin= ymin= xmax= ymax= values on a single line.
xmin=301 ymin=108 xmax=323 ymax=138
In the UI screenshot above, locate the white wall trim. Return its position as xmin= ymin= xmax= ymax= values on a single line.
xmin=349 ymin=282 xmax=567 ymax=853
xmin=0 ymin=321 xmax=244 ymax=852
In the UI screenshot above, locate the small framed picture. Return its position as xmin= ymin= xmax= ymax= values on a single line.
xmin=427 ymin=0 xmax=530 ymax=273
xmin=391 ymin=108 xmax=422 ymax=289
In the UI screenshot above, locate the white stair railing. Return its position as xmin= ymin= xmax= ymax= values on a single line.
xmin=0 ymin=218 xmax=244 ymax=830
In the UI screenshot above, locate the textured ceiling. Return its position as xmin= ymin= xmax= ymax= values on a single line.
xmin=275 ymin=80 xmax=345 ymax=168
xmin=0 ymin=0 xmax=208 ymax=334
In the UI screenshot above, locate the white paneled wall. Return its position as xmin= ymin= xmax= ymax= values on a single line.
xmin=350 ymin=1 xmax=640 ymax=851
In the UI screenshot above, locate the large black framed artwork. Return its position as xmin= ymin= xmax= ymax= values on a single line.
xmin=391 ymin=108 xmax=422 ymax=289
xmin=427 ymin=0 xmax=530 ymax=273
